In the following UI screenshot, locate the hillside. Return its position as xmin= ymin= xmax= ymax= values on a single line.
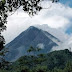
xmin=2 ymin=49 xmax=72 ymax=72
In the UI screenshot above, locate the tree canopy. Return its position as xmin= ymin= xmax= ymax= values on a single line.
xmin=0 ymin=49 xmax=72 ymax=72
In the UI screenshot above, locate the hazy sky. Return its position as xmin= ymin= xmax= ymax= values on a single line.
xmin=2 ymin=0 xmax=72 ymax=44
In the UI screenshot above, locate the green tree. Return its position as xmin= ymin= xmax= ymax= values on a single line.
xmin=64 ymin=61 xmax=72 ymax=72
xmin=27 ymin=46 xmax=42 ymax=56
xmin=52 ymin=67 xmax=63 ymax=72
xmin=34 ymin=65 xmax=48 ymax=72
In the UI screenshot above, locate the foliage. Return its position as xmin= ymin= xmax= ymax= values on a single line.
xmin=27 ymin=46 xmax=42 ymax=56
xmin=64 ymin=61 xmax=72 ymax=72
xmin=0 ymin=49 xmax=72 ymax=72
xmin=33 ymin=65 xmax=48 ymax=72
xmin=0 ymin=69 xmax=8 ymax=72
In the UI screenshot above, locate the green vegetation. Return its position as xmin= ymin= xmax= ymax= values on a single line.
xmin=0 ymin=49 xmax=72 ymax=72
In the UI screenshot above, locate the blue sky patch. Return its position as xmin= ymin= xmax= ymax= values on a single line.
xmin=60 ymin=0 xmax=72 ymax=7
xmin=66 ymin=25 xmax=72 ymax=34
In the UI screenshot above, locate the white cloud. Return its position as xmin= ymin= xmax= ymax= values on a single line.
xmin=2 ymin=1 xmax=72 ymax=44
xmin=41 ymin=15 xmax=69 ymax=28
xmin=35 ymin=24 xmax=69 ymax=42
xmin=37 ymin=43 xmax=44 ymax=49
xmin=51 ymin=36 xmax=72 ymax=52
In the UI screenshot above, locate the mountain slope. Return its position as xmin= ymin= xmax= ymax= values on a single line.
xmin=34 ymin=24 xmax=69 ymax=42
xmin=5 ymin=26 xmax=61 ymax=61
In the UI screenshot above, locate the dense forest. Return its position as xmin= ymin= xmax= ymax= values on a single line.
xmin=0 ymin=49 xmax=72 ymax=72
